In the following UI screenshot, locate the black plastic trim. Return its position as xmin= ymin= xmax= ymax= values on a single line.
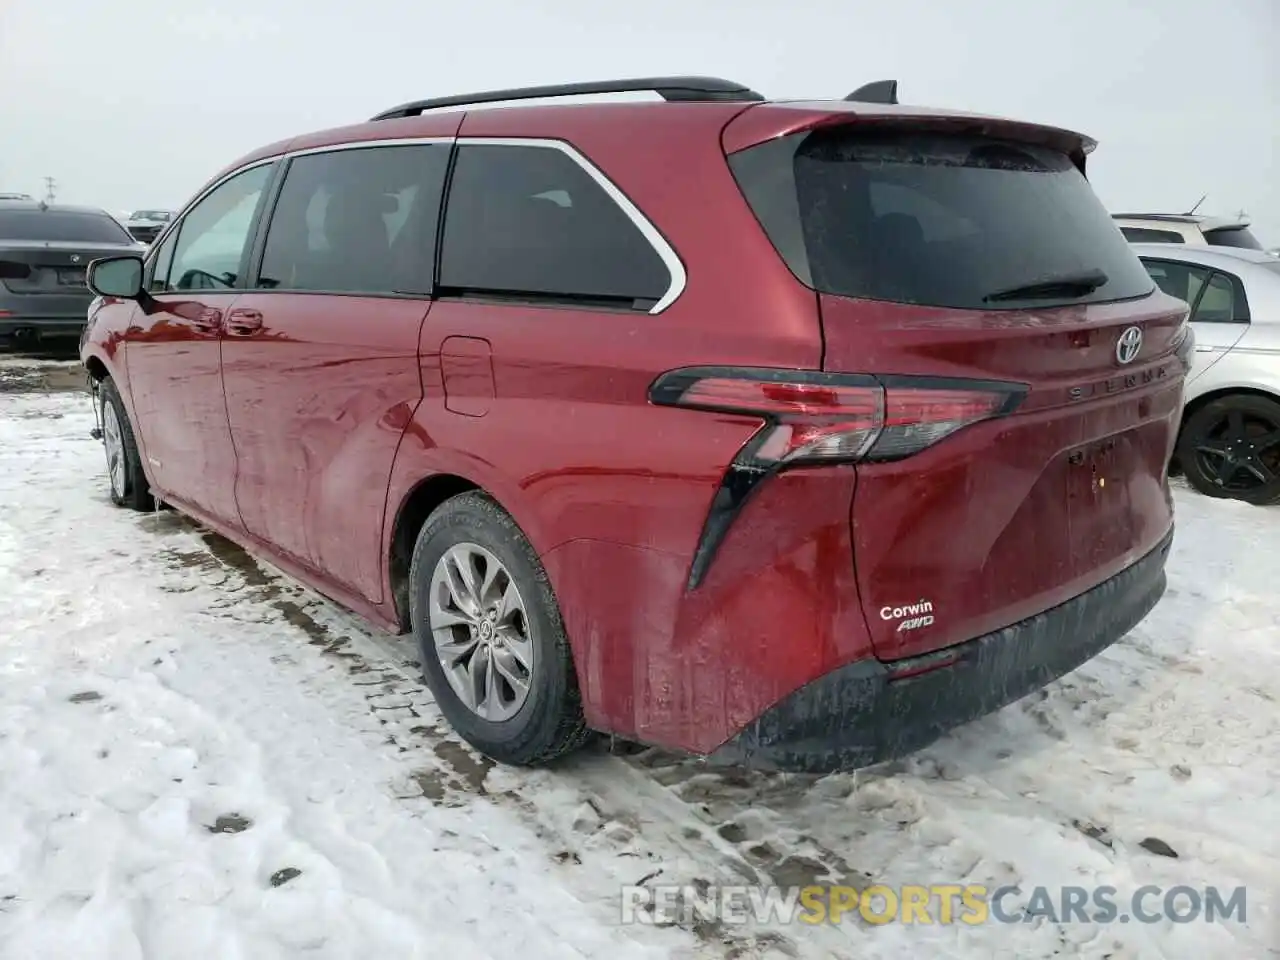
xmin=435 ymin=286 xmax=653 ymax=312
xmin=684 ymin=429 xmax=781 ymax=590
xmin=707 ymin=526 xmax=1173 ymax=772
xmin=371 ymin=77 xmax=765 ymax=120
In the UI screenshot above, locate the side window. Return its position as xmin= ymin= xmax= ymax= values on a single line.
xmin=1141 ymin=259 xmax=1211 ymax=305
xmin=1192 ymin=271 xmax=1245 ymax=323
xmin=165 ymin=164 xmax=273 ymax=292
xmin=256 ymin=144 xmax=450 ymax=295
xmin=147 ymin=229 xmax=177 ymax=292
xmin=439 ymin=143 xmax=672 ymax=307
xmin=1121 ymin=227 xmax=1185 ymax=244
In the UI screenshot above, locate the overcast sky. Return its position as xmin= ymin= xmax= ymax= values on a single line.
xmin=2 ymin=0 xmax=1276 ymax=242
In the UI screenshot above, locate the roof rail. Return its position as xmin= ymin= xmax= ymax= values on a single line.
xmin=844 ymin=80 xmax=898 ymax=104
xmin=370 ymin=76 xmax=765 ymax=120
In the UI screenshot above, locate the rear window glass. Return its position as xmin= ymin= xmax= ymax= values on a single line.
xmin=0 ymin=210 xmax=133 ymax=244
xmin=730 ymin=129 xmax=1155 ymax=310
xmin=1120 ymin=227 xmax=1185 ymax=243
xmin=1204 ymin=225 xmax=1262 ymax=250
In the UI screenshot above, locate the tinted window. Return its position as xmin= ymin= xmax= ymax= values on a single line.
xmin=1140 ymin=258 xmax=1211 ymax=305
xmin=1191 ymin=272 xmax=1241 ymax=322
xmin=0 ymin=209 xmax=133 ymax=244
xmin=730 ymin=129 xmax=1155 ymax=310
xmin=1120 ymin=227 xmax=1185 ymax=243
xmin=257 ymin=144 xmax=449 ymax=295
xmin=439 ymin=144 xmax=670 ymax=307
xmin=1204 ymin=225 xmax=1263 ymax=250
xmin=163 ymin=164 xmax=273 ymax=291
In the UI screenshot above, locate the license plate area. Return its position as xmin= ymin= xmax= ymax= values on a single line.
xmin=1066 ymin=433 xmax=1137 ymax=573
xmin=56 ymin=267 xmax=87 ymax=286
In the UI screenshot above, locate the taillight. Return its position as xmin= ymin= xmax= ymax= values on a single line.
xmin=1172 ymin=322 xmax=1195 ymax=372
xmin=649 ymin=367 xmax=1027 ymax=589
xmin=649 ymin=368 xmax=1025 ymax=465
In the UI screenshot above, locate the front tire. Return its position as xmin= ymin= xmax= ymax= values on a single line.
xmin=99 ymin=377 xmax=154 ymax=511
xmin=408 ymin=492 xmax=591 ymax=765
xmin=1178 ymin=394 xmax=1280 ymax=506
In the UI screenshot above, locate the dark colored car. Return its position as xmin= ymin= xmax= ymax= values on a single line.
xmin=0 ymin=200 xmax=141 ymax=345
xmin=79 ymin=76 xmax=1193 ymax=772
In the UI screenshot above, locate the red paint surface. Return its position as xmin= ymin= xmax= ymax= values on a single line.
xmin=81 ymin=98 xmax=1186 ymax=756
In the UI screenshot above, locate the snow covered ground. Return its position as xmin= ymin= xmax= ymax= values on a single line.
xmin=0 ymin=364 xmax=1276 ymax=960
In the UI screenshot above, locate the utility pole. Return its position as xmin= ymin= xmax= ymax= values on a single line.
xmin=42 ymin=176 xmax=57 ymax=204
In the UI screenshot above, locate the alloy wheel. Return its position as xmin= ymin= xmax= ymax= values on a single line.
xmin=1192 ymin=407 xmax=1280 ymax=493
xmin=102 ymin=401 xmax=126 ymax=498
xmin=428 ymin=542 xmax=535 ymax=722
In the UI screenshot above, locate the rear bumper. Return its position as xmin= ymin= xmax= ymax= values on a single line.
xmin=0 ymin=316 xmax=85 ymax=341
xmin=709 ymin=525 xmax=1173 ymax=773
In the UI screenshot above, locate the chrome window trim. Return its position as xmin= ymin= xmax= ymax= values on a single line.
xmin=152 ymin=134 xmax=687 ymax=314
xmin=455 ymin=137 xmax=687 ymax=314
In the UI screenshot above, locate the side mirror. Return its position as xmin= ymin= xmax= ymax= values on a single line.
xmin=87 ymin=255 xmax=144 ymax=299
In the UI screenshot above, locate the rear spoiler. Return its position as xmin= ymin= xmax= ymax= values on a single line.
xmin=721 ymin=100 xmax=1095 ymax=176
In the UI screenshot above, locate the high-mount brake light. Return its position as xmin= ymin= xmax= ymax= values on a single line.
xmin=648 ymin=367 xmax=1028 ymax=589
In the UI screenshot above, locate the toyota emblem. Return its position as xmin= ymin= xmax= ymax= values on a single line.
xmin=1115 ymin=326 xmax=1143 ymax=365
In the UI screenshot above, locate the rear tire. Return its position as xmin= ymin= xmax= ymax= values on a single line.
xmin=99 ymin=377 xmax=155 ymax=511
xmin=408 ymin=491 xmax=591 ymax=765
xmin=1177 ymin=394 xmax=1280 ymax=506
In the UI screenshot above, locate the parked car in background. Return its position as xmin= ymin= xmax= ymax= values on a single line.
xmin=1113 ymin=213 xmax=1264 ymax=250
xmin=0 ymin=192 xmax=34 ymax=201
xmin=122 ymin=209 xmax=175 ymax=244
xmin=0 ymin=199 xmax=143 ymax=346
xmin=81 ymin=75 xmax=1190 ymax=773
xmin=1132 ymin=243 xmax=1280 ymax=505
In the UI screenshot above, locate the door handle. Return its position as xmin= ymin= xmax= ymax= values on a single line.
xmin=225 ymin=308 xmax=263 ymax=335
xmin=192 ymin=308 xmax=223 ymax=331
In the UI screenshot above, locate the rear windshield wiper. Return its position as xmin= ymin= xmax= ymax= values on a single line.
xmin=983 ymin=268 xmax=1109 ymax=303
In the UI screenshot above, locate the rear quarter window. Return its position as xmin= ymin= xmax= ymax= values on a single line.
xmin=730 ymin=128 xmax=1155 ymax=310
xmin=438 ymin=143 xmax=672 ymax=309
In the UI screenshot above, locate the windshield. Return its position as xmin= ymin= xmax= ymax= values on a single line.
xmin=0 ymin=210 xmax=134 ymax=244
xmin=1205 ymin=225 xmax=1263 ymax=250
xmin=729 ymin=128 xmax=1155 ymax=310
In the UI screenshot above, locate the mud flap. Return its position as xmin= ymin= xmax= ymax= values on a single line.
xmin=88 ymin=375 xmax=103 ymax=440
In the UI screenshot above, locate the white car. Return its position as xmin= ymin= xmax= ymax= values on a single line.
xmin=121 ymin=208 xmax=174 ymax=245
xmin=1114 ymin=213 xmax=1265 ymax=250
xmin=1131 ymin=243 xmax=1280 ymax=505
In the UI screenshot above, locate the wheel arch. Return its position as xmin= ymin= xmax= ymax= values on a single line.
xmin=84 ymin=354 xmax=110 ymax=383
xmin=1181 ymin=383 xmax=1280 ymax=431
xmin=387 ymin=473 xmax=481 ymax=631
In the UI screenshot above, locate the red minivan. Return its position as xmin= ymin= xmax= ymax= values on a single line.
xmin=80 ymin=77 xmax=1192 ymax=771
